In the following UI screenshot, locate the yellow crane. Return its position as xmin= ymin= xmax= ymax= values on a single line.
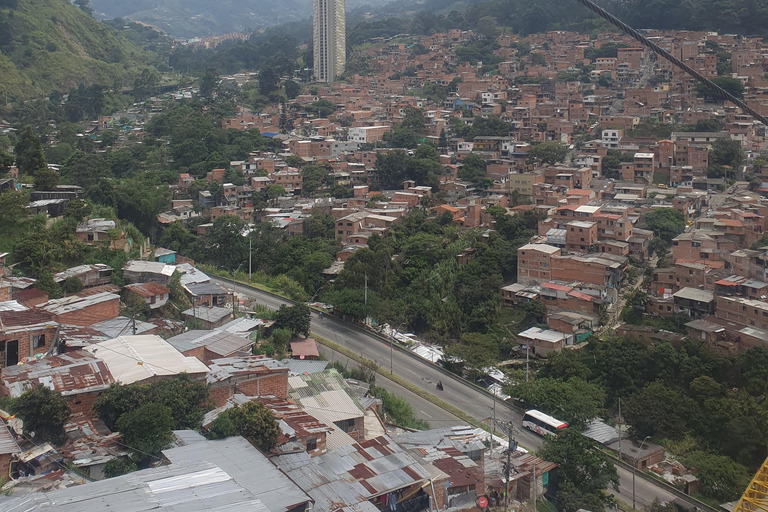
xmin=733 ymin=457 xmax=768 ymax=512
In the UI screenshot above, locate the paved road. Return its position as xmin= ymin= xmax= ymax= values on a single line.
xmin=217 ymin=277 xmax=692 ymax=510
xmin=317 ymin=343 xmax=464 ymax=426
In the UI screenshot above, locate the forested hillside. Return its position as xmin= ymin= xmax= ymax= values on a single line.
xmin=350 ymin=0 xmax=768 ymax=42
xmin=90 ymin=0 xmax=396 ymax=38
xmin=0 ymin=0 xmax=162 ymax=100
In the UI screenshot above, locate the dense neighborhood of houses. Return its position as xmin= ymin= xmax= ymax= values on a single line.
xmin=3 ymin=20 xmax=768 ymax=509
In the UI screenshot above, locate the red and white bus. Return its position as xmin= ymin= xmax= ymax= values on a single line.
xmin=522 ymin=409 xmax=568 ymax=436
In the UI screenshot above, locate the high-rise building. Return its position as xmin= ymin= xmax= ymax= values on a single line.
xmin=313 ymin=0 xmax=345 ymax=83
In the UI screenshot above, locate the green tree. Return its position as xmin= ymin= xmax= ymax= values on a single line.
xmin=0 ymin=148 xmax=13 ymax=174
xmin=693 ymin=119 xmax=723 ymax=132
xmin=511 ymin=377 xmax=605 ymax=428
xmin=104 ymin=456 xmax=138 ymax=478
xmin=527 ymin=141 xmax=567 ymax=165
xmin=208 ymin=412 xmax=239 ymax=439
xmin=682 ymin=451 xmax=751 ymax=502
xmin=74 ymin=0 xmax=94 ymax=16
xmin=444 ymin=333 xmax=498 ymax=380
xmin=301 ymin=164 xmax=330 ymax=196
xmin=644 ymin=208 xmax=686 ymax=243
xmin=214 ymin=401 xmax=280 ymax=452
xmin=709 ymin=138 xmax=743 ymax=169
xmin=274 ymin=303 xmax=311 ymax=337
xmin=697 ymin=77 xmax=745 ymax=100
xmin=92 ymin=375 xmax=210 ymax=431
xmin=259 ymin=65 xmax=279 ymax=96
xmin=539 ymin=428 xmax=619 ymax=512
xmin=11 ymin=385 xmax=70 ymax=445
xmin=14 ymin=125 xmax=47 ymax=175
xmin=64 ymin=199 xmax=92 ymax=222
xmin=324 ymin=287 xmax=377 ymax=321
xmin=458 ymin=153 xmax=492 ymax=188
xmin=61 ymin=276 xmax=84 ymax=294
xmin=267 ymin=184 xmax=286 ymax=202
xmin=200 ymin=214 xmax=248 ymax=270
xmin=284 ymin=80 xmax=300 ymax=100
xmin=34 ymin=270 xmax=62 ymax=298
xmin=61 ymin=152 xmax=111 ymax=188
xmin=624 ymin=381 xmax=697 ymax=440
xmin=0 ymin=190 xmax=30 ymax=223
xmin=33 ymin=167 xmax=59 ymax=191
xmin=199 ymin=69 xmax=219 ymax=101
xmin=116 ymin=403 xmax=173 ymax=459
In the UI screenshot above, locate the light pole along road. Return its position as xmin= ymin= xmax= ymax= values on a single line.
xmin=215 ymin=277 xmax=698 ymax=510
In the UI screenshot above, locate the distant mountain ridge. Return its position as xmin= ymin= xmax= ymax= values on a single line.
xmin=0 ymin=0 xmax=160 ymax=101
xmin=90 ymin=0 xmax=398 ymax=38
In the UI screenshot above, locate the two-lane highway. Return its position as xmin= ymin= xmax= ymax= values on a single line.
xmin=216 ymin=277 xmax=693 ymax=510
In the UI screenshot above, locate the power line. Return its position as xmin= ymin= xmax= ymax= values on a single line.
xmin=573 ymin=0 xmax=768 ymax=126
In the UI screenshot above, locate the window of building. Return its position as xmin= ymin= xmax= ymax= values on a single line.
xmin=306 ymin=438 xmax=318 ymax=451
xmin=32 ymin=335 xmax=45 ymax=349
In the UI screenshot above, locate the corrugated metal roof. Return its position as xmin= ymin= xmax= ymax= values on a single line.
xmin=0 ymin=423 xmax=20 ymax=455
xmin=83 ymin=335 xmax=209 ymax=385
xmin=92 ymin=316 xmax=156 ymax=338
xmin=206 ymin=356 xmax=287 ymax=384
xmin=0 ymin=300 xmax=28 ymax=312
xmin=281 ymin=359 xmax=329 ymax=376
xmin=125 ymin=282 xmax=170 ymax=298
xmin=0 ymin=460 xmax=271 ymax=512
xmin=215 ymin=318 xmax=267 ymax=335
xmin=184 ymin=281 xmax=229 ymax=296
xmin=182 ymin=306 xmax=232 ymax=323
xmin=293 ymin=390 xmax=364 ymax=423
xmin=39 ymin=292 xmax=119 ymax=316
xmin=123 ymin=260 xmax=176 ymax=277
xmin=176 ymin=263 xmax=211 ymax=286
xmin=290 ymin=338 xmax=319 ymax=358
xmin=163 ymin=436 xmax=311 ymax=512
xmin=167 ymin=331 xmax=252 ymax=357
xmin=1 ymin=351 xmax=114 ymax=398
xmin=272 ymin=436 xmax=431 ymax=511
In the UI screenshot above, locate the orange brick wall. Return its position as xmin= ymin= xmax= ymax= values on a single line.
xmin=209 ymin=372 xmax=289 ymax=407
xmin=53 ymin=298 xmax=119 ymax=327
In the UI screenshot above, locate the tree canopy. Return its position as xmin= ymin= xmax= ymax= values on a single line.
xmin=208 ymin=401 xmax=280 ymax=452
xmin=11 ymin=385 xmax=70 ymax=445
xmin=539 ymin=428 xmax=619 ymax=512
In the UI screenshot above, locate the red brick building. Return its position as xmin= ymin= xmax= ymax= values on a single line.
xmin=517 ymin=244 xmax=561 ymax=285
xmin=38 ymin=291 xmax=120 ymax=327
xmin=207 ymin=355 xmax=289 ymax=407
xmin=0 ymin=351 xmax=114 ymax=417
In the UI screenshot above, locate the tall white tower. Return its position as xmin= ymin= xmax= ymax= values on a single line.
xmin=313 ymin=0 xmax=346 ymax=83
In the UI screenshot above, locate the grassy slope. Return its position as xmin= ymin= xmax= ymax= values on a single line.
xmin=0 ymin=0 xmax=154 ymax=99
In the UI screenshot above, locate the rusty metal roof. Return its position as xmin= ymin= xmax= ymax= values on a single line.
xmin=124 ymin=282 xmax=170 ymax=298
xmin=1 ymin=351 xmax=114 ymax=398
xmin=273 ymin=436 xmax=431 ymax=512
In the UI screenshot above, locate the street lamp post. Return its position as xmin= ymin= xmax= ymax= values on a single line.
xmin=390 ymin=322 xmax=406 ymax=375
xmin=632 ymin=435 xmax=652 ymax=510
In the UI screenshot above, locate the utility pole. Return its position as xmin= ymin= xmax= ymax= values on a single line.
xmin=525 ymin=345 xmax=530 ymax=382
xmin=618 ymin=398 xmax=622 ymax=463
xmin=364 ymin=273 xmax=368 ymax=306
xmin=131 ymin=314 xmax=136 ymax=335
xmin=497 ymin=421 xmax=518 ymax=512
xmin=249 ymin=236 xmax=252 ymax=282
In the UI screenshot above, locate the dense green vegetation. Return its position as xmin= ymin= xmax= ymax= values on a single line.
xmin=351 ymin=0 xmax=768 ymax=42
xmin=512 ymin=339 xmax=768 ymax=502
xmin=0 ymin=0 xmax=164 ymax=101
